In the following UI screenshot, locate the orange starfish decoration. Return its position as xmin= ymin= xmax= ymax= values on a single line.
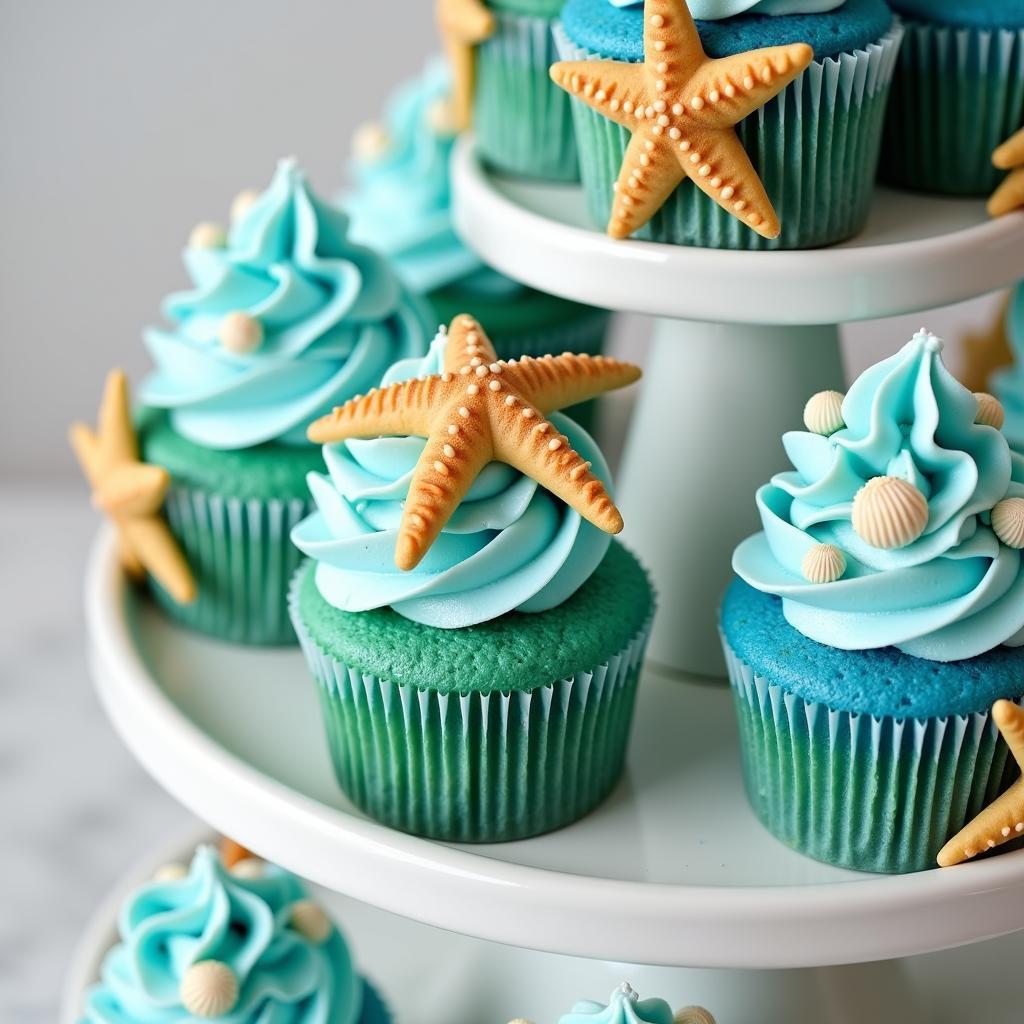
xmin=436 ymin=0 xmax=495 ymax=133
xmin=307 ymin=316 xmax=641 ymax=571
xmin=550 ymin=0 xmax=813 ymax=240
xmin=938 ymin=700 xmax=1024 ymax=868
xmin=989 ymin=127 xmax=1024 ymax=218
xmin=70 ymin=370 xmax=196 ymax=604
xmin=958 ymin=294 xmax=1012 ymax=394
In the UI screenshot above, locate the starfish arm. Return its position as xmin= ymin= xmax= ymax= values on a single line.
xmin=676 ymin=129 xmax=780 ymax=238
xmin=436 ymin=0 xmax=493 ymax=44
xmin=307 ymin=378 xmax=439 ymax=444
xmin=988 ymin=167 xmax=1024 ymax=218
xmin=646 ymin=0 xmax=707 ymax=83
xmin=396 ymin=418 xmax=494 ymax=571
xmin=444 ymin=315 xmax=498 ymax=374
xmin=69 ymin=423 xmax=103 ymax=487
xmin=94 ymin=463 xmax=170 ymax=518
xmin=444 ymin=38 xmax=477 ymax=133
xmin=121 ymin=517 xmax=197 ymax=604
xmin=937 ymin=779 xmax=1024 ymax=867
xmin=508 ymin=354 xmax=641 ymax=412
xmin=98 ymin=369 xmax=139 ymax=465
xmin=994 ymin=700 xmax=1024 ymax=768
xmin=993 ymin=127 xmax=1024 ymax=171
xmin=118 ymin=538 xmax=146 ymax=580
xmin=549 ymin=61 xmax=649 ymax=130
xmin=605 ymin=128 xmax=685 ymax=238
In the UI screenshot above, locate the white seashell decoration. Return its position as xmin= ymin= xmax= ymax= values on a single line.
xmin=219 ymin=312 xmax=264 ymax=355
xmin=289 ymin=899 xmax=333 ymax=944
xmin=230 ymin=188 xmax=261 ymax=225
xmin=230 ymin=857 xmax=265 ymax=879
xmin=180 ymin=960 xmax=239 ymax=1018
xmin=801 ymin=543 xmax=847 ymax=584
xmin=153 ymin=862 xmax=188 ymax=883
xmin=992 ymin=497 xmax=1024 ymax=549
xmin=352 ymin=121 xmax=392 ymax=162
xmin=851 ymin=476 xmax=929 ymax=550
xmin=188 ymin=222 xmax=227 ymax=250
xmin=803 ymin=390 xmax=845 ymax=436
xmin=974 ymin=392 xmax=1006 ymax=430
xmin=675 ymin=1008 xmax=717 ymax=1024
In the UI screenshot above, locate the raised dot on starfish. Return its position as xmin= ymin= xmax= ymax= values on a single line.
xmin=435 ymin=0 xmax=495 ymax=133
xmin=989 ymin=126 xmax=1024 ymax=218
xmin=307 ymin=316 xmax=641 ymax=571
xmin=550 ymin=0 xmax=813 ymax=240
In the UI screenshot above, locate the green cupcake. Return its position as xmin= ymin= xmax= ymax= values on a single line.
xmin=137 ymin=159 xmax=432 ymax=645
xmin=290 ymin=318 xmax=652 ymax=842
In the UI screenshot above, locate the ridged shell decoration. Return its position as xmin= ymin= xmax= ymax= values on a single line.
xmin=230 ymin=856 xmax=265 ymax=879
xmin=188 ymin=222 xmax=226 ymax=250
xmin=230 ymin=188 xmax=261 ymax=225
xmin=219 ymin=312 xmax=263 ymax=355
xmin=974 ymin=392 xmax=1006 ymax=430
xmin=180 ymin=960 xmax=239 ymax=1018
xmin=992 ymin=497 xmax=1024 ymax=548
xmin=675 ymin=1009 xmax=717 ymax=1024
xmin=851 ymin=476 xmax=929 ymax=550
xmin=153 ymin=862 xmax=188 ymax=882
xmin=803 ymin=390 xmax=845 ymax=436
xmin=801 ymin=543 xmax=847 ymax=584
xmin=289 ymin=899 xmax=333 ymax=944
xmin=506 ymin=1019 xmax=536 ymax=1024
xmin=352 ymin=121 xmax=392 ymax=162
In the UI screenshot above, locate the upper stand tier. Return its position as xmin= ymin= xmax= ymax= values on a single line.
xmin=451 ymin=139 xmax=1024 ymax=324
xmin=86 ymin=529 xmax=1024 ymax=970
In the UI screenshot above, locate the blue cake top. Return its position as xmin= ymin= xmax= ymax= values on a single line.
xmin=560 ymin=0 xmax=894 ymax=62
xmin=721 ymin=578 xmax=1024 ymax=719
xmin=889 ymin=1 xmax=1024 ymax=30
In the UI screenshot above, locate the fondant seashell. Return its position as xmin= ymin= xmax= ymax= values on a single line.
xmin=507 ymin=1019 xmax=536 ymax=1024
xmin=219 ymin=311 xmax=263 ymax=355
xmin=230 ymin=856 xmax=264 ymax=879
xmin=289 ymin=899 xmax=333 ymax=944
xmin=803 ymin=390 xmax=845 ymax=436
xmin=851 ymin=476 xmax=929 ymax=550
xmin=992 ymin=497 xmax=1024 ymax=549
xmin=180 ymin=960 xmax=238 ymax=1018
xmin=153 ymin=862 xmax=188 ymax=882
xmin=188 ymin=221 xmax=226 ymax=250
xmin=352 ymin=121 xmax=392 ymax=162
xmin=230 ymin=188 xmax=261 ymax=225
xmin=801 ymin=543 xmax=846 ymax=584
xmin=974 ymin=392 xmax=1006 ymax=430
xmin=675 ymin=1008 xmax=717 ymax=1024
xmin=427 ymin=98 xmax=458 ymax=137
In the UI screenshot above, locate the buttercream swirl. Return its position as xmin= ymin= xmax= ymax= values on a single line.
xmin=80 ymin=846 xmax=363 ymax=1024
xmin=560 ymin=985 xmax=674 ymax=1024
xmin=994 ymin=282 xmax=1024 ymax=452
xmin=291 ymin=331 xmax=613 ymax=629
xmin=141 ymin=159 xmax=431 ymax=449
xmin=734 ymin=331 xmax=1024 ymax=662
xmin=607 ymin=0 xmax=844 ymax=16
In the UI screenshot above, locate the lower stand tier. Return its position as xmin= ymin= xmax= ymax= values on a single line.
xmin=617 ymin=320 xmax=844 ymax=677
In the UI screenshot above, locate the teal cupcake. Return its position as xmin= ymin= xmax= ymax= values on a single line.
xmin=80 ymin=845 xmax=390 ymax=1024
xmin=994 ymin=282 xmax=1024 ymax=453
xmin=137 ymin=160 xmax=432 ymax=645
xmin=290 ymin=318 xmax=653 ymax=842
xmin=555 ymin=0 xmax=903 ymax=249
xmin=508 ymin=982 xmax=711 ymax=1024
xmin=881 ymin=1 xmax=1024 ymax=196
xmin=724 ymin=330 xmax=1024 ymax=873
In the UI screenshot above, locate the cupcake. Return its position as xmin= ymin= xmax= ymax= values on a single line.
xmin=723 ymin=329 xmax=1024 ymax=873
xmin=507 ymin=982 xmax=715 ymax=1024
xmin=881 ymin=2 xmax=1024 ymax=196
xmin=994 ymin=283 xmax=1024 ymax=453
xmin=552 ymin=0 xmax=902 ymax=249
xmin=80 ymin=845 xmax=390 ymax=1023
xmin=344 ymin=60 xmax=611 ymax=412
xmin=289 ymin=316 xmax=653 ymax=842
xmin=136 ymin=159 xmax=432 ymax=645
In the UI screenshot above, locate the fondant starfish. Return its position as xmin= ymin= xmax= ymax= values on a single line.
xmin=550 ymin=0 xmax=813 ymax=239
xmin=958 ymin=294 xmax=1012 ymax=394
xmin=937 ymin=700 xmax=1024 ymax=868
xmin=435 ymin=0 xmax=495 ymax=133
xmin=70 ymin=370 xmax=196 ymax=604
xmin=307 ymin=316 xmax=641 ymax=571
xmin=989 ymin=127 xmax=1024 ymax=218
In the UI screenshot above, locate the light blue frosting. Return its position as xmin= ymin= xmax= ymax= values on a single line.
xmin=292 ymin=331 xmax=613 ymax=629
xmin=560 ymin=985 xmax=674 ymax=1024
xmin=81 ymin=846 xmax=362 ymax=1024
xmin=343 ymin=61 xmax=521 ymax=300
xmin=607 ymin=0 xmax=844 ymax=16
xmin=734 ymin=330 xmax=1024 ymax=663
xmin=141 ymin=159 xmax=431 ymax=450
xmin=994 ymin=283 xmax=1024 ymax=452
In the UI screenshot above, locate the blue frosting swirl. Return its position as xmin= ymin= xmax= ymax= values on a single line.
xmin=141 ymin=159 xmax=431 ymax=449
xmin=291 ymin=331 xmax=613 ymax=629
xmin=607 ymin=0 xmax=844 ymax=16
xmin=560 ymin=985 xmax=674 ymax=1024
xmin=734 ymin=331 xmax=1024 ymax=662
xmin=995 ymin=283 xmax=1024 ymax=453
xmin=81 ymin=846 xmax=363 ymax=1024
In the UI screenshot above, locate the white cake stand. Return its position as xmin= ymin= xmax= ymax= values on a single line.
xmin=78 ymin=529 xmax=1024 ymax=1021
xmin=450 ymin=140 xmax=1024 ymax=677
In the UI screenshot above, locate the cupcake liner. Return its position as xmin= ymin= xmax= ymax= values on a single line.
xmin=475 ymin=11 xmax=581 ymax=181
xmin=555 ymin=23 xmax=903 ymax=249
xmin=291 ymin=571 xmax=651 ymax=842
xmin=723 ymin=636 xmax=1022 ymax=873
xmin=150 ymin=486 xmax=311 ymax=646
xmin=881 ymin=21 xmax=1024 ymax=195
xmin=360 ymin=979 xmax=391 ymax=1024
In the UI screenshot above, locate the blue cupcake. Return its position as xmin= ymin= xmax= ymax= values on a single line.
xmin=80 ymin=845 xmax=389 ymax=1024
xmin=555 ymin=0 xmax=903 ymax=249
xmin=724 ymin=330 xmax=1024 ymax=872
xmin=509 ymin=982 xmax=712 ymax=1024
xmin=995 ymin=283 xmax=1024 ymax=453
xmin=881 ymin=1 xmax=1024 ymax=195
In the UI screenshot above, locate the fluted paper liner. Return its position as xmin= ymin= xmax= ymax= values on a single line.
xmin=150 ymin=486 xmax=311 ymax=646
xmin=723 ymin=635 xmax=1022 ymax=873
xmin=476 ymin=10 xmax=581 ymax=181
xmin=882 ymin=20 xmax=1024 ymax=195
xmin=555 ymin=22 xmax=903 ymax=249
xmin=291 ymin=569 xmax=651 ymax=842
